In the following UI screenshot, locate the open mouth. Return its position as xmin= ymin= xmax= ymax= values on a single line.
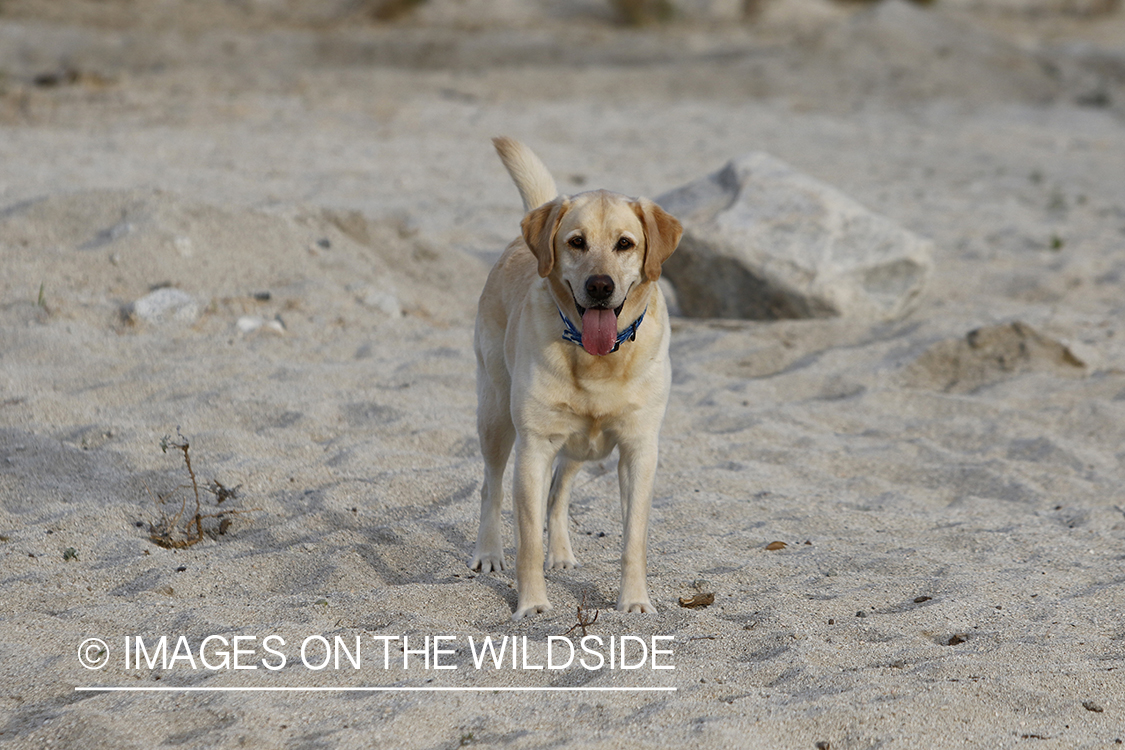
xmin=573 ymin=300 xmax=626 ymax=318
xmin=573 ymin=296 xmax=626 ymax=357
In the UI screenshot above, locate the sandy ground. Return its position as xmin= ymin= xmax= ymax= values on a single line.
xmin=1 ymin=1 xmax=1125 ymax=748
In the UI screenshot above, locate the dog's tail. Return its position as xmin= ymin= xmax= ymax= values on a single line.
xmin=492 ymin=137 xmax=559 ymax=212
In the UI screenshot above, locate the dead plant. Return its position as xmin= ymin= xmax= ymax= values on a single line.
xmin=564 ymin=592 xmax=600 ymax=637
xmin=148 ymin=429 xmax=256 ymax=548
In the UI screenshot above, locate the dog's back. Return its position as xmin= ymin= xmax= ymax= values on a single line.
xmin=492 ymin=136 xmax=558 ymax=211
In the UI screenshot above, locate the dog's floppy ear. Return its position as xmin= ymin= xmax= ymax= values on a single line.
xmin=521 ymin=197 xmax=569 ymax=278
xmin=635 ymin=198 xmax=683 ymax=282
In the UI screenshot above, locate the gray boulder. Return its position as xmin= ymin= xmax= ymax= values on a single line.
xmin=656 ymin=152 xmax=933 ymax=321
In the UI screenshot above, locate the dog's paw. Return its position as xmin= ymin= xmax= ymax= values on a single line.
xmin=546 ymin=551 xmax=580 ymax=570
xmin=511 ymin=600 xmax=553 ymax=621
xmin=468 ymin=551 xmax=506 ymax=573
xmin=617 ymin=598 xmax=656 ymax=614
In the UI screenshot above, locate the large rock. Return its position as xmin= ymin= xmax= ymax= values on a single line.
xmin=656 ymin=152 xmax=933 ymax=321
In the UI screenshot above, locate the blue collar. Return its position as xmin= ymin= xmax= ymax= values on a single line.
xmin=558 ymin=305 xmax=647 ymax=354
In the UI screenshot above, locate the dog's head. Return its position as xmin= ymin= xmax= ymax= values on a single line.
xmin=521 ymin=190 xmax=682 ymax=356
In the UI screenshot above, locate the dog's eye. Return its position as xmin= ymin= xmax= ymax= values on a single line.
xmin=568 ymin=236 xmax=586 ymax=249
xmin=616 ymin=237 xmax=634 ymax=251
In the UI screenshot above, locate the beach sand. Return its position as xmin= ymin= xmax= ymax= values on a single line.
xmin=1 ymin=1 xmax=1124 ymax=747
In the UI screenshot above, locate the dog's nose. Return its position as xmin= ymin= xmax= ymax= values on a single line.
xmin=585 ymin=275 xmax=615 ymax=302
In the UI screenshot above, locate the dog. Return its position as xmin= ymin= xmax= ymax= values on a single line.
xmin=469 ymin=137 xmax=682 ymax=619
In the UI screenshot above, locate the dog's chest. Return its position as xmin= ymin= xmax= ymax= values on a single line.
xmin=559 ymin=414 xmax=616 ymax=462
xmin=547 ymin=378 xmax=645 ymax=462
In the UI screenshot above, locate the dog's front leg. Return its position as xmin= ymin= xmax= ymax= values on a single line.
xmin=616 ymin=436 xmax=659 ymax=613
xmin=547 ymin=457 xmax=583 ymax=569
xmin=512 ymin=434 xmax=554 ymax=619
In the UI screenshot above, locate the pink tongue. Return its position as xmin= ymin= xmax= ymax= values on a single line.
xmin=581 ymin=308 xmax=618 ymax=356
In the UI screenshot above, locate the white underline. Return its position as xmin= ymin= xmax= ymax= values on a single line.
xmin=75 ymin=686 xmax=676 ymax=693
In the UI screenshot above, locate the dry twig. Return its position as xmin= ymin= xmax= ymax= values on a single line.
xmin=148 ymin=429 xmax=256 ymax=548
xmin=564 ymin=592 xmax=600 ymax=637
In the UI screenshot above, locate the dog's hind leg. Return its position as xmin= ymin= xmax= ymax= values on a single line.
xmin=546 ymin=458 xmax=582 ymax=569
xmin=470 ymin=389 xmax=515 ymax=574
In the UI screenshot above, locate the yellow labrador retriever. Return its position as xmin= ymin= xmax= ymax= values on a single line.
xmin=470 ymin=137 xmax=682 ymax=619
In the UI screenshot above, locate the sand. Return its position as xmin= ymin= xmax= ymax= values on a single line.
xmin=1 ymin=1 xmax=1124 ymax=747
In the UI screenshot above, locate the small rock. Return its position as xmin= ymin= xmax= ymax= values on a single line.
xmin=128 ymin=288 xmax=199 ymax=325
xmin=236 ymin=316 xmax=284 ymax=336
xmin=656 ymin=152 xmax=932 ymax=321
xmin=172 ymin=235 xmax=193 ymax=257
xmin=80 ymin=219 xmax=133 ymax=250
xmin=33 ymin=68 xmax=81 ymax=88
xmin=361 ymin=290 xmax=403 ymax=319
xmin=237 ymin=316 xmax=263 ymax=334
xmin=1083 ymin=701 xmax=1104 ymax=713
xmin=679 ymin=592 xmax=716 ymax=609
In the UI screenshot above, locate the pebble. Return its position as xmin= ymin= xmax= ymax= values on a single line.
xmin=237 ymin=316 xmax=285 ymax=335
xmin=362 ymin=290 xmax=403 ymax=318
xmin=128 ymin=288 xmax=199 ymax=325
